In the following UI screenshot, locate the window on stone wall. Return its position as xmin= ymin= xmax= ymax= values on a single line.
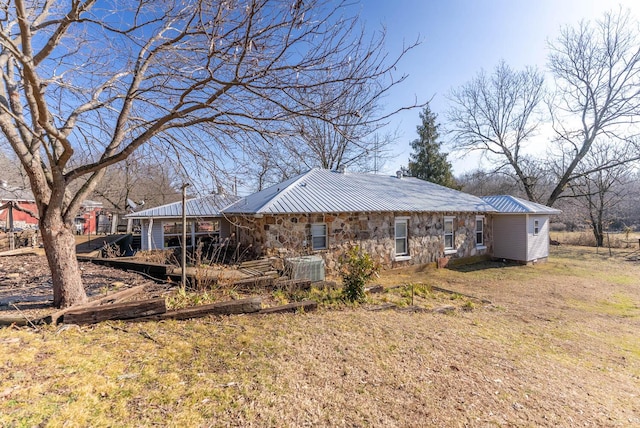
xmin=395 ymin=218 xmax=409 ymax=257
xmin=311 ymin=223 xmax=327 ymax=250
xmin=475 ymin=216 xmax=484 ymax=246
xmin=444 ymin=217 xmax=455 ymax=252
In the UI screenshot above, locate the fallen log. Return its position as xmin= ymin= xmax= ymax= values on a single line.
xmin=62 ymin=298 xmax=166 ymax=325
xmin=257 ymin=300 xmax=317 ymax=315
xmin=231 ymin=276 xmax=274 ymax=290
xmin=365 ymin=285 xmax=384 ymax=294
xmin=46 ymin=284 xmax=146 ymax=325
xmin=0 ymin=248 xmax=38 ymax=257
xmin=77 ymin=256 xmax=171 ymax=280
xmin=238 ymin=259 xmax=272 ymax=268
xmin=0 ymin=315 xmax=31 ymax=327
xmin=365 ymin=303 xmax=397 ymax=311
xmin=135 ymin=297 xmax=263 ymax=322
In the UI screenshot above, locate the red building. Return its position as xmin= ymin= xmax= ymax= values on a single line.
xmin=0 ymin=183 xmax=39 ymax=230
xmin=0 ymin=182 xmax=109 ymax=234
xmin=74 ymin=200 xmax=106 ymax=235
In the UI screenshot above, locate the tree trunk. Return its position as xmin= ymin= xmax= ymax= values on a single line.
xmin=40 ymin=215 xmax=88 ymax=308
xmin=591 ymin=222 xmax=604 ymax=247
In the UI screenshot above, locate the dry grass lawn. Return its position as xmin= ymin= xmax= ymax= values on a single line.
xmin=1 ymin=245 xmax=639 ymax=427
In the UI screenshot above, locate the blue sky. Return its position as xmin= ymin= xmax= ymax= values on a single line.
xmin=358 ymin=0 xmax=640 ymax=175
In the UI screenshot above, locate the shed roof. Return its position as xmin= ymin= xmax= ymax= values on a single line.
xmin=125 ymin=194 xmax=240 ymax=219
xmin=0 ymin=185 xmax=34 ymax=202
xmin=223 ymin=168 xmax=496 ymax=214
xmin=482 ymin=195 xmax=562 ymax=215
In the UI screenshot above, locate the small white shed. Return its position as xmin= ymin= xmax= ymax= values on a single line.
xmin=483 ymin=195 xmax=561 ymax=263
xmin=125 ymin=194 xmax=239 ymax=251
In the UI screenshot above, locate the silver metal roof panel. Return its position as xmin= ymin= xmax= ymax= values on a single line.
xmin=0 ymin=186 xmax=34 ymax=202
xmin=126 ymin=194 xmax=240 ymax=219
xmin=482 ymin=195 xmax=562 ymax=215
xmin=223 ymin=168 xmax=496 ymax=214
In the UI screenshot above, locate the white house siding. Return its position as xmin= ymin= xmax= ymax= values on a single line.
xmin=492 ymin=215 xmax=527 ymax=261
xmin=138 ymin=219 xmax=167 ymax=250
xmin=527 ymin=215 xmax=550 ymax=261
xmin=141 ymin=217 xmax=233 ymax=250
xmin=141 ymin=221 xmax=149 ymax=250
xmin=151 ymin=221 xmax=164 ymax=249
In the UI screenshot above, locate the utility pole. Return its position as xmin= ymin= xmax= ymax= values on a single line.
xmin=181 ymin=183 xmax=190 ymax=289
xmin=374 ymin=134 xmax=379 ymax=174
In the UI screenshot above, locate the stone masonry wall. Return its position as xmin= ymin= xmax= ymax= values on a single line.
xmin=231 ymin=212 xmax=493 ymax=273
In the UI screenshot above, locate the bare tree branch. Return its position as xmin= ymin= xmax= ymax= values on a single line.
xmin=0 ymin=0 xmax=419 ymax=307
xmin=447 ymin=61 xmax=546 ymax=201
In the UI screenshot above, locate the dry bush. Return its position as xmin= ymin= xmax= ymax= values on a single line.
xmin=102 ymin=243 xmax=123 ymax=258
xmin=134 ymin=249 xmax=179 ymax=265
xmin=552 ymin=231 xmax=640 ymax=248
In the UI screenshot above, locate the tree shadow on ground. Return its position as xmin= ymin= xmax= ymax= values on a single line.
xmin=447 ymin=259 xmax=522 ymax=273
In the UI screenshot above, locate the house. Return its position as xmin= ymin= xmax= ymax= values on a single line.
xmin=126 ymin=169 xmax=561 ymax=270
xmin=482 ymin=195 xmax=562 ymax=263
xmin=221 ymin=168 xmax=498 ymax=271
xmin=125 ymin=194 xmax=240 ymax=251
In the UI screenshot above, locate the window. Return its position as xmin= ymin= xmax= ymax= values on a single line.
xmin=164 ymin=220 xmax=221 ymax=248
xmin=444 ymin=217 xmax=455 ymax=251
xmin=194 ymin=220 xmax=220 ymax=246
xmin=395 ymin=218 xmax=409 ymax=257
xmin=533 ymin=219 xmax=540 ymax=236
xmin=311 ymin=223 xmax=327 ymax=250
xmin=163 ymin=221 xmax=192 ymax=248
xmin=475 ymin=216 xmax=484 ymax=246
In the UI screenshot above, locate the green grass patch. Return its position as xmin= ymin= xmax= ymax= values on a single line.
xmin=569 ymin=293 xmax=639 ymax=318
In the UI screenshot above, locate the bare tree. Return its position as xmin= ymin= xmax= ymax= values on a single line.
xmin=546 ymin=8 xmax=640 ymax=206
xmin=91 ymin=154 xmax=180 ymax=213
xmin=456 ymin=169 xmax=522 ymax=197
xmin=238 ymin=55 xmax=412 ymax=189
xmin=0 ymin=149 xmax=28 ymax=189
xmin=564 ymin=144 xmax=636 ymax=246
xmin=447 ymin=61 xmax=546 ymax=201
xmin=0 ymin=0 xmax=416 ymax=307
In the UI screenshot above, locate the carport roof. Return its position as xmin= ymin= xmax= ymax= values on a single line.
xmin=126 ymin=193 xmax=240 ymax=219
xmin=482 ymin=195 xmax=562 ymax=215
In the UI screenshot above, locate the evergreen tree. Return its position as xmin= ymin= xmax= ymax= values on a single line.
xmin=408 ymin=105 xmax=457 ymax=188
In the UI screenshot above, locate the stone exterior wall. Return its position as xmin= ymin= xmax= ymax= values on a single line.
xmin=231 ymin=212 xmax=493 ymax=272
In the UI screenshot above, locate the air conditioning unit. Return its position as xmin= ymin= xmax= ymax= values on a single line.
xmin=285 ymin=255 xmax=325 ymax=282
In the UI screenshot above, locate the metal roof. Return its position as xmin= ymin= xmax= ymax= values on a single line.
xmin=223 ymin=168 xmax=497 ymax=214
xmin=482 ymin=195 xmax=562 ymax=215
xmin=126 ymin=193 xmax=240 ymax=219
xmin=0 ymin=185 xmax=34 ymax=202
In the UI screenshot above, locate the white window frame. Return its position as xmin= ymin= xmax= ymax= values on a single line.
xmin=533 ymin=219 xmax=540 ymax=236
xmin=163 ymin=221 xmax=193 ymax=249
xmin=310 ymin=223 xmax=327 ymax=250
xmin=475 ymin=216 xmax=486 ymax=248
xmin=394 ymin=217 xmax=410 ymax=260
xmin=444 ymin=216 xmax=456 ymax=255
xmin=194 ymin=220 xmax=221 ymax=246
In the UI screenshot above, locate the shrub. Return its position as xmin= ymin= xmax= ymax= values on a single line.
xmin=339 ymin=246 xmax=379 ymax=303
